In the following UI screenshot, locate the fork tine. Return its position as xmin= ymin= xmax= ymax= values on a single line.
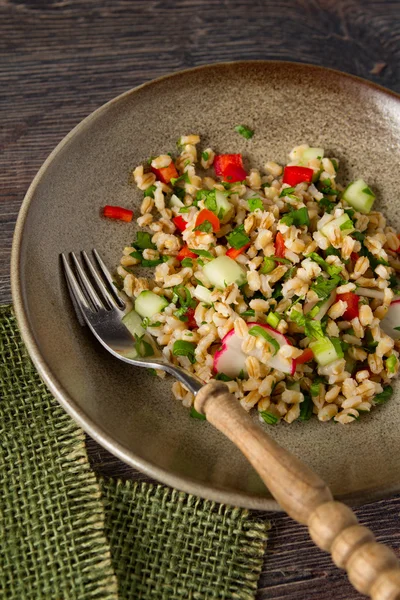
xmin=70 ymin=253 xmax=104 ymax=310
xmin=92 ymin=248 xmax=125 ymax=308
xmin=82 ymin=250 xmax=124 ymax=310
xmin=61 ymin=254 xmax=92 ymax=315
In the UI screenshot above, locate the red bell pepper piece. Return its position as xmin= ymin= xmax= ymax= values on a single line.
xmin=185 ymin=307 xmax=197 ymax=329
xmin=226 ymin=243 xmax=251 ymax=259
xmin=350 ymin=252 xmax=360 ymax=263
xmin=214 ymin=154 xmax=243 ymax=177
xmin=282 ymin=166 xmax=313 ymax=186
xmin=172 ymin=215 xmax=187 ymax=232
xmin=103 ymin=205 xmax=133 ymax=222
xmin=295 ymin=348 xmax=314 ymax=366
xmin=337 ymin=292 xmax=360 ymax=320
xmin=274 ymin=232 xmax=286 ymax=258
xmin=176 ymin=245 xmax=197 ymax=261
xmin=195 ymin=209 xmax=220 ymax=235
xmin=223 ymin=163 xmax=248 ymax=183
xmin=151 ymin=162 xmax=178 ymax=184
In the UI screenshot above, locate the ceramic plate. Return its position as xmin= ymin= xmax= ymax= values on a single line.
xmin=11 ymin=61 xmax=400 ymax=510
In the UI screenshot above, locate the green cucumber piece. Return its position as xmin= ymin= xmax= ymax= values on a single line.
xmin=300 ymin=147 xmax=324 ymax=165
xmin=122 ymin=309 xmax=146 ymax=338
xmin=321 ymin=213 xmax=354 ymax=238
xmin=215 ymin=190 xmax=233 ymax=223
xmin=193 ymin=284 xmax=213 ymax=304
xmin=342 ymin=179 xmax=375 ymax=214
xmin=309 ymin=337 xmax=343 ymax=366
xmin=134 ymin=290 xmax=168 ymax=318
xmin=169 ymin=194 xmax=184 ymax=208
xmin=202 ymin=255 xmax=247 ymax=290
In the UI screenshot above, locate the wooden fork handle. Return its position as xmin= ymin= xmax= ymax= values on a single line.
xmin=195 ymin=381 xmax=400 ymax=599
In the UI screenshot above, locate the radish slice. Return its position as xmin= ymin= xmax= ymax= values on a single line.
xmin=304 ymin=290 xmax=336 ymax=321
xmin=355 ymin=287 xmax=384 ymax=300
xmin=380 ymin=299 xmax=400 ymax=340
xmin=213 ymin=322 xmax=295 ymax=378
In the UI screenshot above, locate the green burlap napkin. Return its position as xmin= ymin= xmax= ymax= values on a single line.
xmin=0 ymin=305 xmax=269 ymax=600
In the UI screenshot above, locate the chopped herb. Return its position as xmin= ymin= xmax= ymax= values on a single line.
xmin=190 ymin=407 xmax=206 ymax=420
xmin=142 ymin=258 xmax=165 ymax=268
xmin=173 ymin=186 xmax=186 ymax=200
xmin=134 ymin=334 xmax=154 ymax=358
xmin=142 ymin=317 xmax=150 ymax=328
xmin=215 ymin=372 xmax=233 ymax=382
xmin=234 ymin=124 xmax=254 ymax=139
xmin=280 ymin=207 xmax=310 ymax=227
xmin=307 ymin=252 xmax=342 ymax=276
xmin=283 ymin=266 xmax=296 ymax=281
xmin=351 ymin=231 xmax=365 ymax=243
xmin=147 ymin=156 xmax=156 ymax=165
xmin=248 ymin=197 xmax=264 ymax=211
xmin=196 ymin=189 xmax=217 ymax=212
xmin=394 ymin=326 xmax=400 ymax=331
xmin=261 ymin=182 xmax=271 ymax=188
xmin=240 ymin=309 xmax=256 ymax=317
xmin=272 ymin=284 xmax=283 ymax=301
xmin=202 ymin=151 xmax=209 ymax=161
xmin=173 ymin=285 xmax=195 ymax=309
xmin=179 ymin=206 xmax=190 ymax=213
xmin=172 ymin=340 xmax=196 ymax=363
xmin=344 ymin=208 xmax=355 ymax=219
xmin=279 ymin=186 xmax=296 ymax=198
xmin=260 ymin=257 xmax=276 ymax=274
xmin=170 ymin=171 xmax=190 ymax=186
xmin=189 ymin=248 xmax=213 ymax=259
xmin=193 ymin=220 xmax=213 ymax=233
xmin=373 ymin=386 xmax=393 ymax=405
xmin=325 ymin=246 xmax=341 ymax=258
xmin=311 ymin=274 xmax=342 ymax=300
xmin=319 ymin=179 xmax=339 ymax=196
xmin=238 ymin=369 xmax=246 ymax=380
xmin=389 ymin=273 xmax=400 ymax=290
xmin=248 ymin=326 xmax=280 ymax=355
xmin=149 ymin=320 xmax=162 ymax=327
xmin=197 ymin=258 xmax=204 ymax=266
xmin=289 ymin=310 xmax=325 ymax=340
xmin=226 ymin=224 xmax=250 ymax=249
xmin=134 ymin=231 xmax=157 ymax=250
xmin=260 ymin=411 xmax=279 ymax=425
xmin=144 ymin=185 xmax=156 ymax=198
xmin=310 ymin=380 xmax=322 ymax=397
xmin=181 ymin=258 xmax=193 ymax=268
xmin=130 ymin=250 xmax=143 ymax=260
xmin=299 ymin=394 xmax=313 ymax=421
xmin=331 ymin=159 xmax=339 ymax=172
xmin=319 ymin=196 xmax=336 ymax=213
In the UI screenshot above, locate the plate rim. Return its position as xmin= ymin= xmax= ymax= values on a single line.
xmin=11 ymin=59 xmax=400 ymax=511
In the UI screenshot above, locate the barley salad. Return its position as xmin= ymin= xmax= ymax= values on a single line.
xmin=106 ymin=133 xmax=400 ymax=425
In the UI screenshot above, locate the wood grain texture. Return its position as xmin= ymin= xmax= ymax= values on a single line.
xmin=2 ymin=1 xmax=400 ymax=598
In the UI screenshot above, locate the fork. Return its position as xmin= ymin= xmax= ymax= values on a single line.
xmin=62 ymin=249 xmax=400 ymax=600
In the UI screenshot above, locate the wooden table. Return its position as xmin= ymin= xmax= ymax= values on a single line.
xmin=1 ymin=1 xmax=400 ymax=598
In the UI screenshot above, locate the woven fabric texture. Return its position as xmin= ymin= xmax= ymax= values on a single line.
xmin=101 ymin=479 xmax=268 ymax=600
xmin=0 ymin=305 xmax=269 ymax=599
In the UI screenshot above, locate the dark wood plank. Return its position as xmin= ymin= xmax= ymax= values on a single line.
xmin=2 ymin=1 xmax=400 ymax=598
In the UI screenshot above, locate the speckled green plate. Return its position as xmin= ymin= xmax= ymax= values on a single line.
xmin=11 ymin=61 xmax=400 ymax=510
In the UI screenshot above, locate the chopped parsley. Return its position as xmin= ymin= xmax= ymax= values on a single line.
xmin=248 ymin=326 xmax=279 ymax=355
xmin=240 ymin=309 xmax=256 ymax=318
xmin=319 ymin=196 xmax=336 ymax=213
xmin=170 ymin=171 xmax=190 ymax=186
xmin=307 ymin=252 xmax=342 ymax=276
xmin=310 ymin=274 xmax=342 ymax=300
xmin=280 ymin=207 xmax=310 ymax=227
xmin=172 ymin=340 xmax=196 ymax=363
xmin=181 ymin=258 xmax=193 ymax=268
xmin=179 ymin=206 xmax=190 ymax=213
xmin=234 ymin=124 xmax=254 ymax=139
xmin=202 ymin=151 xmax=209 ymax=161
xmin=193 ymin=220 xmax=213 ymax=233
xmin=319 ymin=179 xmax=339 ymax=196
xmin=279 ymin=186 xmax=296 ymax=198
xmin=190 ymin=407 xmax=206 ymax=420
xmin=289 ymin=310 xmax=325 ymax=340
xmin=133 ymin=231 xmax=156 ymax=250
xmin=373 ymin=386 xmax=393 ymax=405
xmin=144 ymin=185 xmax=156 ymax=198
xmin=215 ymin=372 xmax=233 ymax=382
xmin=134 ymin=334 xmax=154 ymax=358
xmin=248 ymin=197 xmax=264 ymax=211
xmin=226 ymin=224 xmax=250 ymax=249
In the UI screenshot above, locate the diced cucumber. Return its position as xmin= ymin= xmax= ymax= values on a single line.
xmin=122 ymin=309 xmax=146 ymax=338
xmin=310 ymin=337 xmax=343 ymax=366
xmin=215 ymin=190 xmax=234 ymax=223
xmin=342 ymin=179 xmax=375 ymax=214
xmin=169 ymin=194 xmax=184 ymax=208
xmin=193 ymin=284 xmax=213 ymax=305
xmin=202 ymin=255 xmax=247 ymax=290
xmin=266 ymin=312 xmax=280 ymax=328
xmin=300 ymin=147 xmax=324 ymax=165
xmin=134 ymin=290 xmax=168 ymax=318
xmin=321 ymin=213 xmax=354 ymax=238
